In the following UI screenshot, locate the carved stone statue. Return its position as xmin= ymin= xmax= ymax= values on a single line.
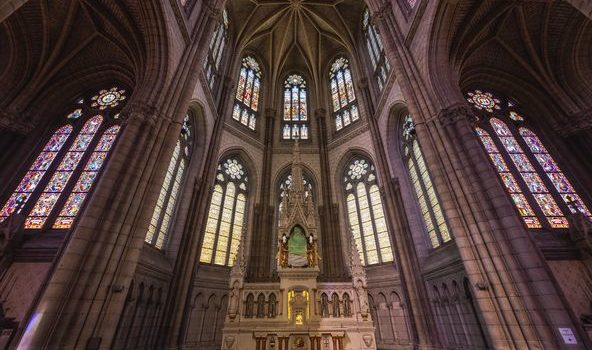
xmin=354 ymin=278 xmax=369 ymax=318
xmin=306 ymin=235 xmax=320 ymax=268
xmin=228 ymin=281 xmax=240 ymax=319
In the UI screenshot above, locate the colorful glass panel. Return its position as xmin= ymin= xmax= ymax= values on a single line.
xmin=233 ymin=56 xmax=261 ymax=130
xmin=24 ymin=116 xmax=103 ymax=229
xmin=0 ymin=126 xmax=73 ymax=222
xmin=283 ymin=74 xmax=309 ymax=139
xmin=52 ymin=125 xmax=120 ymax=229
xmin=520 ymin=128 xmax=591 ymax=218
xmin=475 ymin=127 xmax=541 ymax=228
xmin=330 ymin=57 xmax=359 ymax=131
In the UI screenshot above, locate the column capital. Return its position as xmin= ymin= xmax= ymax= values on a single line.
xmin=372 ymin=1 xmax=393 ymax=26
xmin=314 ymin=108 xmax=327 ymax=119
xmin=264 ymin=108 xmax=276 ymax=119
xmin=437 ymin=103 xmax=478 ymax=127
xmin=122 ymin=101 xmax=166 ymax=127
xmin=556 ymin=108 xmax=592 ymax=136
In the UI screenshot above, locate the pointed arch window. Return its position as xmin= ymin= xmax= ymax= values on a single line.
xmin=204 ymin=9 xmax=229 ymax=91
xmin=232 ymin=56 xmax=261 ymax=131
xmin=199 ymin=157 xmax=248 ymax=266
xmin=330 ymin=57 xmax=360 ymax=131
xmin=362 ymin=9 xmax=390 ymax=91
xmin=145 ymin=114 xmax=193 ymax=249
xmin=402 ymin=115 xmax=451 ymax=248
xmin=343 ymin=157 xmax=393 ymax=265
xmin=467 ymin=89 xmax=591 ymax=229
xmin=0 ymin=87 xmax=126 ymax=230
xmin=282 ymin=74 xmax=309 ymax=140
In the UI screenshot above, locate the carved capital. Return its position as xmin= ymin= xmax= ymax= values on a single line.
xmin=556 ymin=108 xmax=592 ymax=136
xmin=123 ymin=102 xmax=163 ymax=127
xmin=373 ymin=1 xmax=393 ymax=27
xmin=438 ymin=103 xmax=477 ymax=127
xmin=314 ymin=108 xmax=327 ymax=119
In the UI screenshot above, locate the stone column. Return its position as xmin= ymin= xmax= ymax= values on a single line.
xmin=315 ymin=108 xmax=347 ymax=280
xmin=428 ymin=103 xmax=590 ymax=348
xmin=248 ymin=108 xmax=276 ymax=281
xmin=0 ymin=0 xmax=28 ymax=23
xmin=15 ymin=101 xmax=180 ymax=349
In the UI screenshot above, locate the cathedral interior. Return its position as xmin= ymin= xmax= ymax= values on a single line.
xmin=0 ymin=0 xmax=592 ymax=349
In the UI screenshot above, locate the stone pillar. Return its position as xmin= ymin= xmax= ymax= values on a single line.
xmin=356 ymin=73 xmax=439 ymax=347
xmin=428 ymin=103 xmax=591 ymax=348
xmin=14 ymin=101 xmax=180 ymax=349
xmin=0 ymin=0 xmax=27 ymax=23
xmin=315 ymin=108 xmax=347 ymax=280
xmin=556 ymin=109 xmax=592 ymax=195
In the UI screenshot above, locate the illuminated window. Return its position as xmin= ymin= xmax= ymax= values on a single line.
xmin=282 ymin=74 xmax=309 ymax=140
xmin=232 ymin=56 xmax=261 ymax=130
xmin=145 ymin=114 xmax=193 ymax=249
xmin=467 ymin=89 xmax=591 ymax=229
xmin=362 ymin=9 xmax=390 ymax=91
xmin=330 ymin=57 xmax=359 ymax=131
xmin=402 ymin=114 xmax=451 ymax=248
xmin=199 ymin=157 xmax=248 ymax=266
xmin=343 ymin=157 xmax=393 ymax=265
xmin=0 ymin=87 xmax=126 ymax=230
xmin=204 ymin=10 xmax=229 ymax=90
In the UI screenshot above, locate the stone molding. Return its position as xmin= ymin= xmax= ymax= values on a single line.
xmin=437 ymin=103 xmax=477 ymax=127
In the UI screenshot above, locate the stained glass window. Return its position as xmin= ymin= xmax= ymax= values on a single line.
xmin=402 ymin=115 xmax=452 ymax=248
xmin=145 ymin=114 xmax=193 ymax=249
xmin=330 ymin=57 xmax=359 ymax=131
xmin=343 ymin=157 xmax=393 ymax=265
xmin=467 ymin=89 xmax=590 ymax=229
xmin=233 ymin=56 xmax=261 ymax=130
xmin=199 ymin=157 xmax=248 ymax=266
xmin=282 ymin=74 xmax=309 ymax=140
xmin=0 ymin=86 xmax=126 ymax=230
xmin=362 ymin=9 xmax=390 ymax=91
xmin=204 ymin=9 xmax=229 ymax=91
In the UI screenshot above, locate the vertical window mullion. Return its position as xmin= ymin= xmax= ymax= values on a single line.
xmin=366 ymin=184 xmax=383 ymax=264
xmin=353 ymin=190 xmax=368 ymax=264
xmin=225 ymin=193 xmax=239 ymax=266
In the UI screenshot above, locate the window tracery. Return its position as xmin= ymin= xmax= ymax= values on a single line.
xmin=145 ymin=114 xmax=193 ymax=249
xmin=330 ymin=57 xmax=360 ymax=131
xmin=362 ymin=9 xmax=390 ymax=91
xmin=232 ymin=56 xmax=261 ymax=130
xmin=278 ymin=172 xmax=313 ymax=222
xmin=343 ymin=157 xmax=393 ymax=265
xmin=467 ymin=89 xmax=591 ymax=229
xmin=282 ymin=74 xmax=309 ymax=140
xmin=402 ymin=114 xmax=452 ymax=248
xmin=0 ymin=87 xmax=126 ymax=230
xmin=199 ymin=157 xmax=248 ymax=266
xmin=204 ymin=9 xmax=229 ymax=91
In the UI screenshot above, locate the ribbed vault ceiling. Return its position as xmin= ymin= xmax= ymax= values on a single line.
xmin=230 ymin=0 xmax=364 ymax=96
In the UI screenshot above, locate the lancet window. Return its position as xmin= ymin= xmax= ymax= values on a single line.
xmin=343 ymin=157 xmax=393 ymax=265
xmin=0 ymin=87 xmax=126 ymax=230
xmin=204 ymin=9 xmax=229 ymax=90
xmin=199 ymin=157 xmax=248 ymax=266
xmin=362 ymin=9 xmax=390 ymax=91
xmin=282 ymin=74 xmax=309 ymax=140
xmin=467 ymin=89 xmax=591 ymax=229
xmin=232 ymin=56 xmax=261 ymax=130
xmin=145 ymin=114 xmax=193 ymax=249
xmin=330 ymin=57 xmax=360 ymax=131
xmin=402 ymin=114 xmax=452 ymax=248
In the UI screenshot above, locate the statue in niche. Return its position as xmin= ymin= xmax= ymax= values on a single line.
xmin=227 ymin=281 xmax=240 ymax=319
xmin=354 ymin=278 xmax=370 ymax=318
xmin=276 ymin=233 xmax=289 ymax=268
xmin=287 ymin=226 xmax=307 ymax=267
xmin=306 ymin=233 xmax=320 ymax=267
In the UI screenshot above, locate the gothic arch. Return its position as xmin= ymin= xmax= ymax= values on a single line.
xmin=273 ymin=162 xmax=319 ymax=205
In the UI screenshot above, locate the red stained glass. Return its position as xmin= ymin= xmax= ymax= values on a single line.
xmin=53 ymin=125 xmax=120 ymax=229
xmin=0 ymin=125 xmax=72 ymax=223
xmin=234 ymin=56 xmax=261 ymax=129
xmin=25 ymin=116 xmax=103 ymax=229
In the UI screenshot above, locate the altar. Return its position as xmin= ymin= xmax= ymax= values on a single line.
xmin=220 ymin=143 xmax=376 ymax=350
